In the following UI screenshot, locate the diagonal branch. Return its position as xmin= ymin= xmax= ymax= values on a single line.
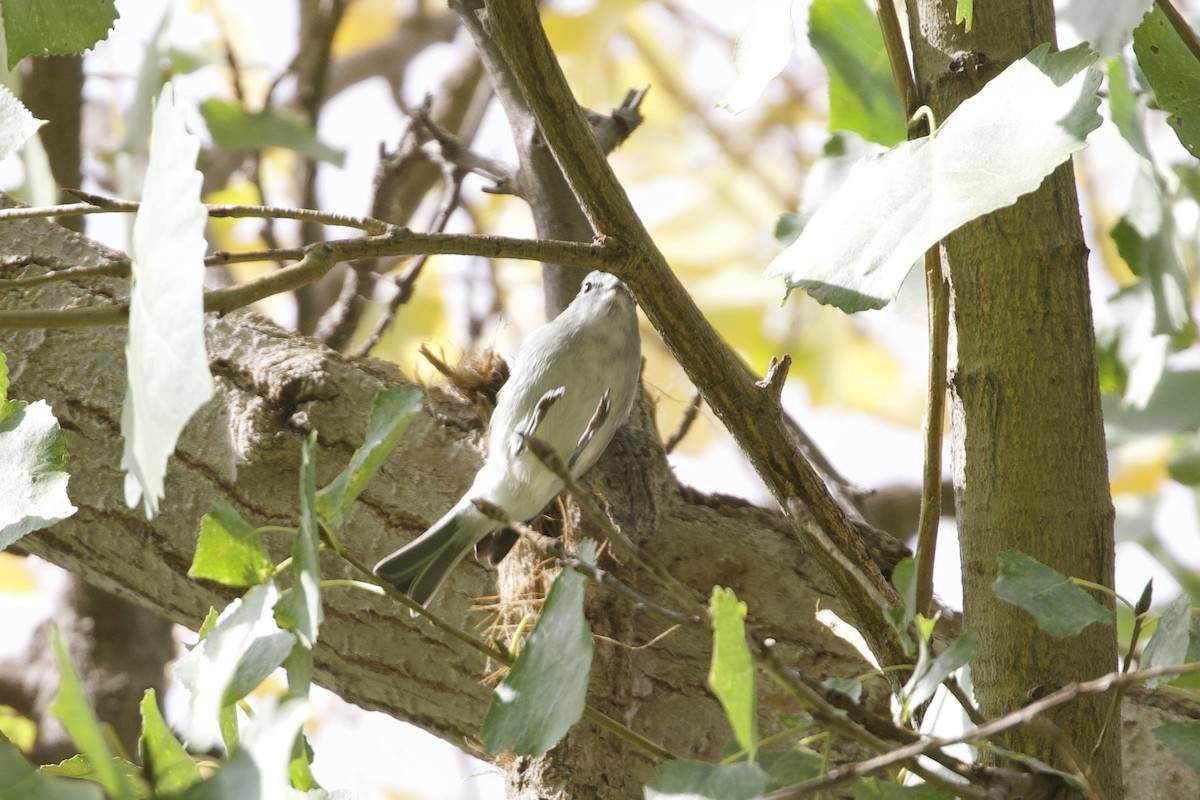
xmin=474 ymin=0 xmax=908 ymax=670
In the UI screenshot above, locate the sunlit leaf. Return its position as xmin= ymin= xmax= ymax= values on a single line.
xmin=121 ymin=84 xmax=213 ymax=518
xmin=139 ymin=689 xmax=202 ymax=795
xmin=0 ymin=0 xmax=118 ymax=69
xmin=809 ymin=0 xmax=905 ymax=145
xmin=175 ymin=699 xmax=308 ymax=800
xmin=708 ymin=587 xmax=757 ymax=760
xmin=316 ymin=385 xmax=423 ymax=530
xmin=0 ymin=351 xmax=76 ymax=547
xmin=50 ymin=628 xmax=134 ymax=800
xmin=719 ymin=0 xmax=794 ymax=114
xmin=482 ymin=541 xmax=595 ymax=756
xmin=766 ymin=44 xmax=1101 ymax=312
xmin=0 ymin=85 xmax=44 ymax=161
xmin=189 ymin=502 xmax=272 ymax=587
xmin=277 ymin=433 xmax=322 ymax=649
xmin=173 ymin=581 xmax=296 ymax=751
xmin=1134 ymin=5 xmax=1200 ymax=158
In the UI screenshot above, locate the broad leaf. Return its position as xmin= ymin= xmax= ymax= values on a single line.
xmin=0 ymin=84 xmax=44 ymax=160
xmin=201 ymin=99 xmax=345 ymax=166
xmin=0 ymin=0 xmax=118 ymax=69
xmin=809 ymin=0 xmax=905 ymax=145
xmin=176 ymin=699 xmax=308 ymax=800
xmin=0 ymin=352 xmax=76 ymax=548
xmin=1141 ymin=594 xmax=1193 ymax=688
xmin=0 ymin=741 xmax=102 ymax=800
xmin=993 ymin=550 xmax=1112 ymax=637
xmin=903 ymin=632 xmax=976 ymax=711
xmin=121 ymin=84 xmax=213 ymax=518
xmin=482 ymin=541 xmax=596 ymax=756
xmin=708 ymin=587 xmax=757 ymax=760
xmin=138 ymin=689 xmax=202 ymax=795
xmin=766 ymin=44 xmax=1101 ymax=312
xmin=316 ymin=385 xmax=423 ymax=530
xmin=174 ymin=581 xmax=296 ymax=751
xmin=1134 ymin=5 xmax=1200 ymax=158
xmin=189 ymin=501 xmax=273 ymax=587
xmin=645 ymin=760 xmax=771 ymax=800
xmin=718 ymin=0 xmax=794 ymax=114
xmin=884 ymin=557 xmax=917 ymax=655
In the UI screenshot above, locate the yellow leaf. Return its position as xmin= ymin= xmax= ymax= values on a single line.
xmin=1111 ymin=438 xmax=1171 ymax=495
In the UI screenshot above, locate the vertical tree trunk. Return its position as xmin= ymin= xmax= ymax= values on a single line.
xmin=905 ymin=1 xmax=1121 ymax=795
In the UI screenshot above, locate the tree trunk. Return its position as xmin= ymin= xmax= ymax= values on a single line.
xmin=905 ymin=1 xmax=1121 ymax=795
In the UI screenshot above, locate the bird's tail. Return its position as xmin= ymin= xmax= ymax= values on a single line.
xmin=373 ymin=500 xmax=495 ymax=607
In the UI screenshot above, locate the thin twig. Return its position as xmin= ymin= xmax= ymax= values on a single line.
xmin=472 ymin=500 xmax=701 ymax=628
xmin=520 ymin=432 xmax=705 ymax=616
xmin=663 ymin=391 xmax=702 ymax=454
xmin=915 ymin=247 xmax=949 ymax=616
xmin=773 ymin=662 xmax=1200 ymax=797
xmin=325 ymin=525 xmax=680 ymax=762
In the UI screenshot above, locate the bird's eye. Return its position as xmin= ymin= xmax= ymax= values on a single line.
xmin=582 ymin=280 xmax=594 ymax=293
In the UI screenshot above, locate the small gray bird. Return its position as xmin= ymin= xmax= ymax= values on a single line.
xmin=374 ymin=271 xmax=641 ymax=607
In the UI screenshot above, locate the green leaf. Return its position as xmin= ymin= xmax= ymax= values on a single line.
xmin=854 ymin=776 xmax=954 ymax=798
xmin=759 ymin=748 xmax=823 ymax=786
xmin=808 ymin=0 xmax=905 ymax=146
xmin=955 ymin=0 xmax=973 ymax=32
xmin=0 ymin=740 xmax=102 ymax=800
xmin=1142 ymin=594 xmax=1193 ymax=687
xmin=0 ymin=0 xmax=118 ymax=69
xmin=481 ymin=541 xmax=596 ymax=756
xmin=718 ymin=0 xmax=794 ymax=114
xmin=1153 ymin=720 xmax=1200 ymax=772
xmin=1168 ymin=436 xmax=1200 ymax=485
xmin=1102 ymin=371 xmax=1200 ymax=439
xmin=0 ymin=383 xmax=77 ymax=548
xmin=993 ymin=550 xmax=1113 ymax=637
xmin=1107 ymin=57 xmax=1150 ymax=158
xmin=1111 ymin=162 xmax=1193 ymax=339
xmin=766 ymin=44 xmax=1101 ymax=312
xmin=277 ymin=433 xmax=322 ymax=649
xmin=173 ymin=581 xmax=296 ymax=751
xmin=1134 ymin=5 xmax=1200 ymax=158
xmin=645 ymin=760 xmax=771 ymax=800
xmin=884 ymin=557 xmax=917 ymax=655
xmin=903 ymin=632 xmax=976 ymax=711
xmin=50 ymin=628 xmax=134 ymax=800
xmin=121 ymin=84 xmax=213 ymax=518
xmin=189 ymin=502 xmax=273 ymax=587
xmin=138 ymin=689 xmax=202 ymax=795
xmin=200 ymin=98 xmax=345 ymax=166
xmin=708 ymin=587 xmax=757 ymax=760
xmin=175 ymin=699 xmax=308 ymax=800
xmin=316 ymin=385 xmax=423 ymax=530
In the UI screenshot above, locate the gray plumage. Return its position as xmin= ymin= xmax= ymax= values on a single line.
xmin=373 ymin=271 xmax=641 ymax=607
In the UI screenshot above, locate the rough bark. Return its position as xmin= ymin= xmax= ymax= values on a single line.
xmin=0 ymin=206 xmax=886 ymax=792
xmin=905 ymin=0 xmax=1121 ymax=795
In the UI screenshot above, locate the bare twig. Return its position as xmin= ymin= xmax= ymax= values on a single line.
xmin=663 ymin=390 xmax=702 ymax=454
xmin=915 ymin=247 xmax=949 ymax=616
